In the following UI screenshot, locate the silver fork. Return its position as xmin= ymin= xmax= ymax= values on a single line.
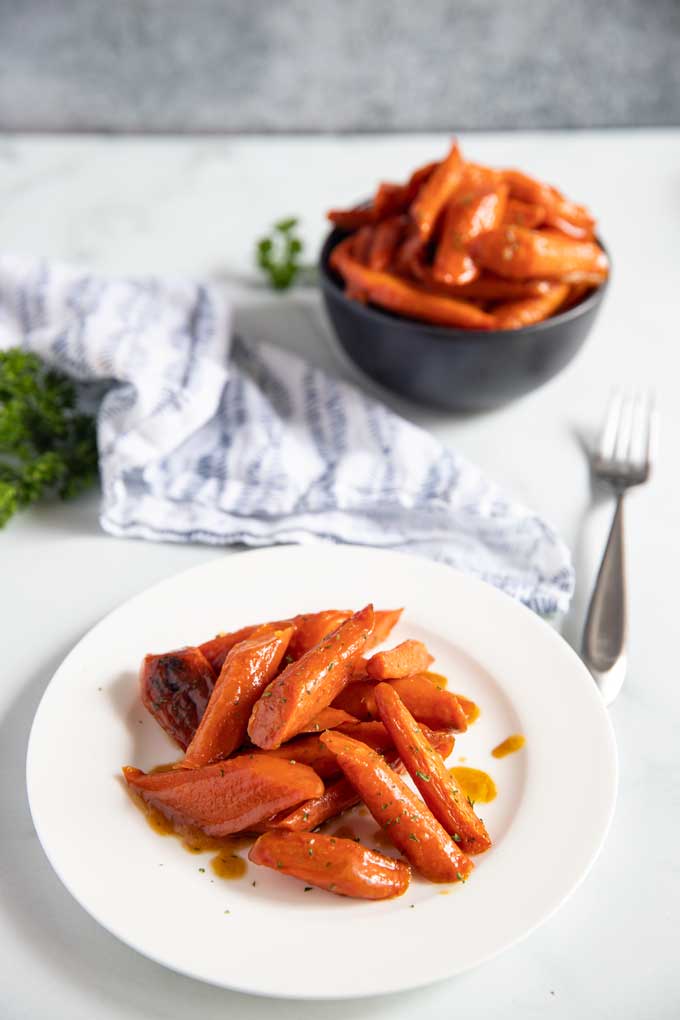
xmin=582 ymin=390 xmax=657 ymax=705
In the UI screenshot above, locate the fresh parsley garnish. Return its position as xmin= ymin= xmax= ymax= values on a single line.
xmin=0 ymin=348 xmax=98 ymax=528
xmin=256 ymin=217 xmax=306 ymax=290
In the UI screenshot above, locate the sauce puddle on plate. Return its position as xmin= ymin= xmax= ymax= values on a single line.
xmin=448 ymin=766 xmax=497 ymax=804
xmin=128 ymin=788 xmax=252 ymax=876
xmin=492 ymin=734 xmax=526 ymax=758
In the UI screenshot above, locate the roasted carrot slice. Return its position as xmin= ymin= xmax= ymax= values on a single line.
xmin=140 ymin=647 xmax=216 ymax=750
xmin=271 ymin=727 xmax=454 ymax=832
xmin=257 ymin=733 xmax=346 ymax=779
xmin=560 ymin=282 xmax=593 ymax=311
xmin=493 ymin=282 xmax=570 ymax=330
xmin=389 ymin=675 xmax=469 ymax=731
xmin=410 ymin=141 xmax=464 ymax=241
xmin=249 ymin=831 xmax=410 ymax=899
xmin=123 ymin=757 xmax=323 ymax=838
xmin=366 ymin=639 xmax=434 ymax=680
xmin=287 ymin=610 xmax=352 ymax=659
xmin=180 ymin=628 xmax=294 ymax=768
xmin=199 ymin=625 xmax=267 ymax=674
xmin=461 ymin=162 xmax=504 ymax=190
xmin=351 ymin=225 xmax=375 ymax=266
xmin=420 ymin=274 xmax=553 ymax=302
xmin=429 ymin=275 xmax=552 ymax=301
xmin=248 ymin=605 xmax=374 ymax=749
xmin=502 ymin=197 xmax=546 ymax=229
xmin=393 ymin=230 xmax=428 ymax=281
xmin=369 ymin=216 xmax=405 ymax=271
xmin=503 ymin=169 xmax=595 ymax=233
xmin=297 ymin=707 xmax=358 ymax=732
xmin=374 ymin=684 xmax=491 ymax=854
xmin=327 ymin=206 xmax=375 ymax=231
xmin=470 ymin=227 xmax=608 ymax=281
xmin=405 ymin=160 xmax=440 ymax=201
xmin=432 ymin=185 xmax=508 ymax=286
xmin=272 ymin=775 xmax=363 ymax=831
xmin=365 ymin=608 xmax=403 ymax=651
xmin=331 ymin=681 xmax=376 ymax=719
xmin=320 ymin=731 xmax=471 ymax=882
xmin=333 ymin=674 xmax=468 ymax=730
xmin=373 ymin=182 xmax=410 ymax=220
xmin=332 ymin=249 xmax=495 ymax=330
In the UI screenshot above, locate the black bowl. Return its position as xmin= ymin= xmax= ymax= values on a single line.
xmin=319 ymin=228 xmax=609 ymax=412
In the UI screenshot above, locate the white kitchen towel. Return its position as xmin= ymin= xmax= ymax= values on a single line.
xmin=0 ymin=254 xmax=573 ymax=615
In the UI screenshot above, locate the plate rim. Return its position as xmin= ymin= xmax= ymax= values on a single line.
xmin=26 ymin=544 xmax=618 ymax=999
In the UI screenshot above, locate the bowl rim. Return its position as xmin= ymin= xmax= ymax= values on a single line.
xmin=318 ymin=226 xmax=610 ymax=341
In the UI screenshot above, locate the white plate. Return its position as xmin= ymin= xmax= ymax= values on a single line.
xmin=27 ymin=546 xmax=617 ymax=999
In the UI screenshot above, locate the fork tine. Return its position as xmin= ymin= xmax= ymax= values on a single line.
xmin=626 ymin=390 xmax=647 ymax=466
xmin=598 ymin=389 xmax=623 ymax=461
xmin=614 ymin=390 xmax=635 ymax=465
xmin=644 ymin=392 xmax=659 ymax=470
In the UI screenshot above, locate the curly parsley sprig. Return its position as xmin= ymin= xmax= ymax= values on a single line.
xmin=255 ymin=217 xmax=315 ymax=290
xmin=0 ymin=348 xmax=98 ymax=528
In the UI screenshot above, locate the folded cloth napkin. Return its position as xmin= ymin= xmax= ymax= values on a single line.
xmin=0 ymin=254 xmax=573 ymax=615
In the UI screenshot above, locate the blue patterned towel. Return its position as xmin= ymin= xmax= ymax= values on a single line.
xmin=0 ymin=254 xmax=573 ymax=615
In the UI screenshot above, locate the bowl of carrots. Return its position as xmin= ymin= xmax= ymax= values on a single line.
xmin=319 ymin=140 xmax=609 ymax=412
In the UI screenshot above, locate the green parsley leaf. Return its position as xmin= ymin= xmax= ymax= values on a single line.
xmin=0 ymin=348 xmax=98 ymax=528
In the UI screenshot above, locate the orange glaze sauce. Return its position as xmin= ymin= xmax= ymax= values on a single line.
xmin=128 ymin=788 xmax=253 ymax=871
xmin=492 ymin=734 xmax=526 ymax=758
xmin=424 ymin=671 xmax=448 ymax=689
xmin=448 ymin=766 xmax=497 ymax=803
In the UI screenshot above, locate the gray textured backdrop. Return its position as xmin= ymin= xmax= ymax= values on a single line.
xmin=0 ymin=0 xmax=678 ymax=132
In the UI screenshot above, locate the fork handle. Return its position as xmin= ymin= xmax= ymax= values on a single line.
xmin=582 ymin=492 xmax=627 ymax=705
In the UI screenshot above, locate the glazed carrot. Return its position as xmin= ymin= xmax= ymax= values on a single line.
xmin=502 ymin=197 xmax=546 ymax=229
xmin=503 ymin=169 xmax=595 ymax=233
xmin=455 ymin=693 xmax=479 ymax=724
xmin=461 ymin=162 xmax=504 ymax=190
xmin=374 ymin=684 xmax=491 ymax=854
xmin=411 ymin=141 xmax=464 ymax=241
xmin=331 ymin=681 xmax=375 ymax=719
xmin=248 ymin=605 xmax=374 ymax=749
xmin=405 ymin=160 xmax=440 ymax=200
xmin=140 ymin=647 xmax=216 ymax=750
xmin=298 ymin=707 xmax=358 ymax=732
xmin=426 ymin=274 xmax=553 ymax=301
xmin=268 ymin=727 xmax=454 ymax=831
xmin=493 ymin=282 xmax=570 ymax=330
xmin=199 ymin=608 xmax=360 ymax=677
xmin=365 ymin=608 xmax=403 ymax=651
xmin=180 ymin=628 xmax=294 ymax=768
xmin=470 ymin=227 xmax=608 ymax=281
xmin=393 ymin=230 xmax=428 ymax=281
xmin=287 ymin=610 xmax=351 ymax=659
xmin=122 ymin=757 xmax=323 ymax=838
xmin=561 ymin=282 xmax=593 ymax=311
xmin=333 ymin=250 xmax=496 ymax=330
xmin=327 ymin=205 xmax=375 ymax=230
xmin=390 ymin=675 xmax=469 ymax=731
xmin=369 ymin=216 xmax=405 ymax=271
xmin=351 ymin=226 xmax=375 ymax=266
xmin=321 ymin=731 xmax=472 ymax=882
xmin=366 ymin=639 xmax=434 ymax=680
xmin=258 ymin=733 xmax=346 ymax=779
xmin=199 ymin=627 xmax=260 ymax=675
xmin=249 ymin=831 xmax=410 ymax=899
xmin=272 ymin=775 xmax=363 ymax=831
xmin=432 ymin=185 xmax=508 ymax=286
xmin=333 ymin=674 xmax=468 ymax=730
xmin=373 ymin=182 xmax=410 ymax=220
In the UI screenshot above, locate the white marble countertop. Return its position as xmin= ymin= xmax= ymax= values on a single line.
xmin=1 ymin=131 xmax=678 ymax=1019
